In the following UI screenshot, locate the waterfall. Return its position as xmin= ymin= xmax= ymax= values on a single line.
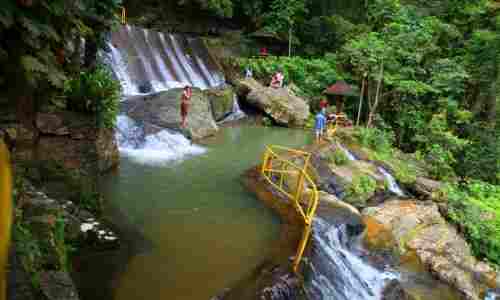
xmin=115 ymin=116 xmax=206 ymax=166
xmin=105 ymin=25 xmax=224 ymax=96
xmin=377 ymin=167 xmax=405 ymax=197
xmin=219 ymin=95 xmax=246 ymax=123
xmin=338 ymin=144 xmax=405 ymax=197
xmin=306 ymin=218 xmax=395 ymax=299
xmin=102 ymin=25 xmax=225 ymax=164
xmin=338 ymin=144 xmax=357 ymax=161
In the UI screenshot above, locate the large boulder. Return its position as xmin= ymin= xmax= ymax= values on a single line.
xmin=204 ymin=86 xmax=235 ymax=121
xmin=362 ymin=200 xmax=499 ymax=300
xmin=126 ymin=88 xmax=218 ymax=140
xmin=235 ymin=78 xmax=309 ymax=127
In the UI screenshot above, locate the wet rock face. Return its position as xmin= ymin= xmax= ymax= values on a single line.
xmin=412 ymin=177 xmax=443 ymax=200
xmin=204 ymin=86 xmax=235 ymax=121
xmin=362 ymin=200 xmax=499 ymax=300
xmin=8 ymin=111 xmax=119 ymax=201
xmin=382 ymin=279 xmax=416 ymax=300
xmin=126 ymin=88 xmax=219 ymax=140
xmin=40 ymin=271 xmax=79 ymax=300
xmin=256 ymin=267 xmax=302 ymax=300
xmin=235 ymin=78 xmax=309 ymax=127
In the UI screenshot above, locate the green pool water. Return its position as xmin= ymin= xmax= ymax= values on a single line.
xmin=98 ymin=125 xmax=312 ymax=300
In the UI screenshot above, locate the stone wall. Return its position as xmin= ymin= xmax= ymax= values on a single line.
xmin=0 ymin=96 xmax=119 ymax=202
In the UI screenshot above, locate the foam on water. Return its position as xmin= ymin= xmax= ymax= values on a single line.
xmin=306 ymin=218 xmax=396 ymax=300
xmin=116 ymin=115 xmax=206 ymax=166
xmin=219 ymin=95 xmax=246 ymax=123
xmin=378 ymin=166 xmax=405 ymax=197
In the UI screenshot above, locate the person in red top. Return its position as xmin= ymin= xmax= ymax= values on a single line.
xmin=319 ymin=98 xmax=329 ymax=111
xmin=180 ymin=86 xmax=192 ymax=128
xmin=260 ymin=47 xmax=268 ymax=57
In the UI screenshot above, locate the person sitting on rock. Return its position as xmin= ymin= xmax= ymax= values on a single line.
xmin=270 ymin=70 xmax=284 ymax=88
xmin=180 ymin=86 xmax=192 ymax=128
xmin=244 ymin=66 xmax=253 ymax=78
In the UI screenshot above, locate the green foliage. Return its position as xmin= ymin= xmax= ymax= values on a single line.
xmin=329 ymin=147 xmax=349 ymax=166
xmin=445 ymin=181 xmax=500 ymax=264
xmin=238 ymin=55 xmax=341 ymax=97
xmin=345 ymin=175 xmax=377 ymax=205
xmin=64 ymin=67 xmax=121 ymax=128
xmin=355 ymin=127 xmax=395 ymax=155
xmin=0 ymin=0 xmax=121 ymax=98
xmin=263 ymin=0 xmax=307 ymax=35
xmin=13 ymin=216 xmax=43 ymax=289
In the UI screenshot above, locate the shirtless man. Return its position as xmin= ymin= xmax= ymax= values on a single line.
xmin=180 ymin=86 xmax=192 ymax=128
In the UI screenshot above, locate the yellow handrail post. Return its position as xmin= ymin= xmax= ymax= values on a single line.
xmin=259 ymin=145 xmax=320 ymax=274
xmin=293 ymin=223 xmax=312 ymax=273
xmin=121 ymin=6 xmax=127 ymax=25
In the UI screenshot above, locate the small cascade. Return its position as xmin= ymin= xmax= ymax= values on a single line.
xmin=338 ymin=143 xmax=405 ymax=197
xmin=485 ymin=290 xmax=500 ymax=300
xmin=306 ymin=218 xmax=395 ymax=300
xmin=337 ymin=144 xmax=357 ymax=161
xmin=219 ymin=95 xmax=246 ymax=123
xmin=115 ymin=115 xmax=206 ymax=165
xmin=377 ymin=167 xmax=405 ymax=197
xmin=104 ymin=25 xmax=224 ymax=96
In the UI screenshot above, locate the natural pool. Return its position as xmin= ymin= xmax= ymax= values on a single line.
xmin=78 ymin=125 xmax=312 ymax=300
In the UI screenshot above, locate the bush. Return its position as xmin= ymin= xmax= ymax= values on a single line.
xmin=345 ymin=175 xmax=377 ymax=205
xmin=237 ymin=54 xmax=342 ymax=98
xmin=444 ymin=181 xmax=500 ymax=265
xmin=329 ymin=148 xmax=349 ymax=165
xmin=355 ymin=127 xmax=395 ymax=155
xmin=64 ymin=67 xmax=121 ymax=128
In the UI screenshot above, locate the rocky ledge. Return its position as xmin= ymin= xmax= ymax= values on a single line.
xmin=234 ymin=78 xmax=309 ymax=127
xmin=125 ymin=88 xmax=219 ymax=140
xmin=10 ymin=180 xmax=119 ymax=300
xmin=363 ymin=199 xmax=499 ymax=300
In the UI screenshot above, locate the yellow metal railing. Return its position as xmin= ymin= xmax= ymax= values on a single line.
xmin=120 ymin=6 xmax=127 ymax=25
xmin=260 ymin=145 xmax=319 ymax=273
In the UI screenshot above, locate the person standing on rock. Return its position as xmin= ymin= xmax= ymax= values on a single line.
xmin=180 ymin=86 xmax=192 ymax=128
xmin=314 ymin=110 xmax=326 ymax=144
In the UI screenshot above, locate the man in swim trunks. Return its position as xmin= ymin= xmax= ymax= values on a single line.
xmin=314 ymin=110 xmax=326 ymax=144
xmin=180 ymin=86 xmax=192 ymax=128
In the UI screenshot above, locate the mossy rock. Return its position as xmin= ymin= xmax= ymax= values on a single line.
xmin=204 ymin=87 xmax=235 ymax=121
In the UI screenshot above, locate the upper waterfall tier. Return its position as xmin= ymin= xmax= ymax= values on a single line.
xmin=105 ymin=25 xmax=225 ymax=95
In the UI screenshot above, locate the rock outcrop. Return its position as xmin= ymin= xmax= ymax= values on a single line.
xmin=126 ymin=88 xmax=218 ymax=140
xmin=234 ymin=78 xmax=309 ymax=127
xmin=2 ymin=110 xmax=119 ymax=201
xmin=204 ymin=86 xmax=236 ymax=121
xmin=362 ymin=200 xmax=499 ymax=300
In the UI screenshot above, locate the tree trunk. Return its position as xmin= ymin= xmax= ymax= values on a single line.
xmin=486 ymin=79 xmax=497 ymax=123
xmin=84 ymin=36 xmax=98 ymax=70
xmin=368 ymin=61 xmax=384 ymax=128
xmin=356 ymin=75 xmax=366 ymax=126
xmin=70 ymin=36 xmax=82 ymax=74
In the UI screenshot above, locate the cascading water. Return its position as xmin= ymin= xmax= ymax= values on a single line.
xmin=115 ymin=115 xmax=206 ymax=165
xmin=377 ymin=167 xmax=405 ymax=197
xmin=102 ymin=25 xmax=227 ymax=165
xmin=219 ymin=95 xmax=246 ymax=123
xmin=306 ymin=218 xmax=395 ymax=300
xmin=338 ymin=144 xmax=405 ymax=197
xmin=104 ymin=25 xmax=224 ymax=96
